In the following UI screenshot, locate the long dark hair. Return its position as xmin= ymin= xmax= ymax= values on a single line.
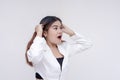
xmin=25 ymin=16 xmax=62 ymax=66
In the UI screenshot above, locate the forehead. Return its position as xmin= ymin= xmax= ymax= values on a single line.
xmin=51 ymin=20 xmax=62 ymax=27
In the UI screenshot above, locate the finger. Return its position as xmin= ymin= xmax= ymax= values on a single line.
xmin=37 ymin=24 xmax=43 ymax=29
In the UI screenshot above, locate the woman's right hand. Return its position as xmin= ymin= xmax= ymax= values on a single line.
xmin=35 ymin=24 xmax=43 ymax=37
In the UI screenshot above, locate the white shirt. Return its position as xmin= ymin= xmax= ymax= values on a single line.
xmin=27 ymin=33 xmax=92 ymax=80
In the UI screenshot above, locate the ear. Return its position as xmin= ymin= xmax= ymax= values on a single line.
xmin=43 ymin=31 xmax=47 ymax=37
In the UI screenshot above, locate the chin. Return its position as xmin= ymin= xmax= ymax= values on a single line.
xmin=56 ymin=41 xmax=62 ymax=45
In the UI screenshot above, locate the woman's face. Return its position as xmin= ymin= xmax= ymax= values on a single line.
xmin=44 ymin=20 xmax=63 ymax=45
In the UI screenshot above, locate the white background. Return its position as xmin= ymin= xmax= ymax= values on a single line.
xmin=0 ymin=0 xmax=120 ymax=80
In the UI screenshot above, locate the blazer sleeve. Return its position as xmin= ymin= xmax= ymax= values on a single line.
xmin=67 ymin=32 xmax=93 ymax=57
xmin=27 ymin=36 xmax=46 ymax=65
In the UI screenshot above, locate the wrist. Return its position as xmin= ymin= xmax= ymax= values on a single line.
xmin=36 ymin=32 xmax=42 ymax=37
xmin=69 ymin=31 xmax=75 ymax=36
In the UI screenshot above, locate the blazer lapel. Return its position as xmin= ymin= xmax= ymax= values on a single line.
xmin=58 ymin=44 xmax=68 ymax=71
xmin=45 ymin=44 xmax=61 ymax=70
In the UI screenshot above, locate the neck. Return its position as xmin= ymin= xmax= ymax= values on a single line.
xmin=46 ymin=40 xmax=57 ymax=48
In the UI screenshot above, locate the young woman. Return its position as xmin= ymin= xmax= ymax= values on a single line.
xmin=25 ymin=16 xmax=92 ymax=80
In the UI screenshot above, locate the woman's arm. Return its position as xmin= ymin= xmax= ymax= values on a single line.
xmin=62 ymin=24 xmax=75 ymax=36
xmin=27 ymin=24 xmax=46 ymax=65
xmin=62 ymin=24 xmax=93 ymax=57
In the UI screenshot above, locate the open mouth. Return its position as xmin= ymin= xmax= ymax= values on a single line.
xmin=57 ymin=35 xmax=62 ymax=39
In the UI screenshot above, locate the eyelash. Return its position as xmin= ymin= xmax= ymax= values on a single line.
xmin=60 ymin=27 xmax=63 ymax=29
xmin=54 ymin=27 xmax=63 ymax=30
xmin=54 ymin=27 xmax=58 ymax=30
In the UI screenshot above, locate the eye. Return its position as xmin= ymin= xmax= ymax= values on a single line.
xmin=54 ymin=27 xmax=58 ymax=30
xmin=60 ymin=26 xmax=63 ymax=29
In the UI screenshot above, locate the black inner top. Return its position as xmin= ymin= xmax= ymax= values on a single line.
xmin=35 ymin=57 xmax=64 ymax=79
xmin=56 ymin=57 xmax=64 ymax=70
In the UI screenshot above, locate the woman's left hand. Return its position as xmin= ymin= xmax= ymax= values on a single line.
xmin=62 ymin=24 xmax=75 ymax=36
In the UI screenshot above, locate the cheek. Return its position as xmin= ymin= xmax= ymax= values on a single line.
xmin=47 ymin=29 xmax=56 ymax=37
xmin=47 ymin=31 xmax=56 ymax=40
xmin=48 ymin=31 xmax=55 ymax=36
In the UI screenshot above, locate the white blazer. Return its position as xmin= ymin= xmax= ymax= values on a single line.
xmin=27 ymin=32 xmax=92 ymax=80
